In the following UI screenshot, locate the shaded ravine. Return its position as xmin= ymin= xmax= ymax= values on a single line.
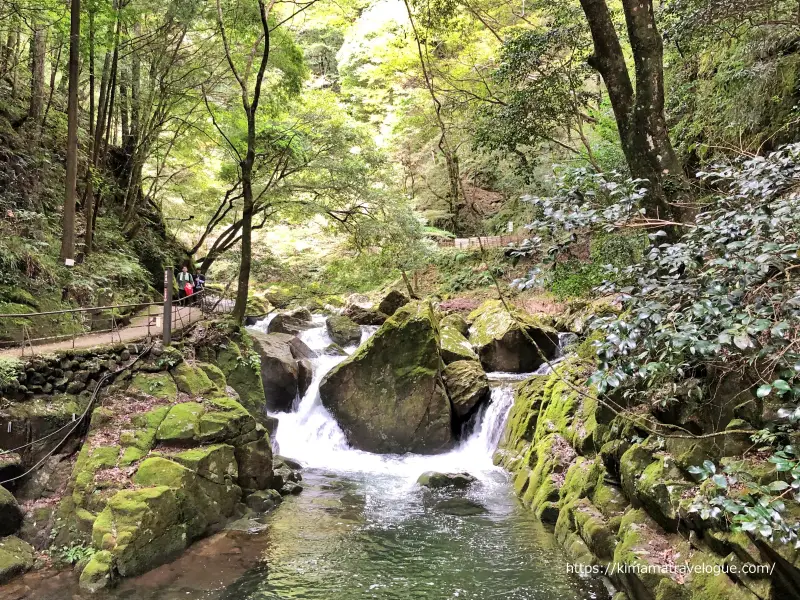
xmin=0 ymin=317 xmax=605 ymax=600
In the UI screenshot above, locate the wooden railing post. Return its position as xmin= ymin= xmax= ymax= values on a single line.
xmin=163 ymin=269 xmax=173 ymax=346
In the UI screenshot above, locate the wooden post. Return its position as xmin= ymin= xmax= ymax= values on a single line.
xmin=163 ymin=269 xmax=172 ymax=346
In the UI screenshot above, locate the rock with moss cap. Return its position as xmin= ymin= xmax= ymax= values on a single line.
xmin=468 ymin=300 xmax=558 ymax=372
xmin=216 ymin=337 xmax=268 ymax=422
xmin=325 ymin=314 xmax=362 ymax=347
xmin=79 ymin=549 xmax=114 ymax=592
xmin=170 ymin=362 xmax=215 ymax=396
xmin=128 ymin=372 xmax=178 ymax=400
xmin=156 ymin=402 xmax=205 ymax=442
xmin=0 ymin=536 xmax=34 ymax=584
xmin=320 ymin=301 xmax=452 ymax=454
xmin=439 ymin=324 xmax=479 ymax=363
xmin=442 ymin=360 xmax=490 ymax=421
xmin=267 ymin=307 xmax=314 ymax=335
xmin=440 ymin=313 xmax=469 ymax=337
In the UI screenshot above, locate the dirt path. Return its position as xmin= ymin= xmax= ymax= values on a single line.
xmin=0 ymin=304 xmax=205 ymax=358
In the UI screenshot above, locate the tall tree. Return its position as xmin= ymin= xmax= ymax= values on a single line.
xmin=60 ymin=0 xmax=81 ymax=261
xmin=28 ymin=21 xmax=47 ymax=122
xmin=578 ymin=0 xmax=689 ymax=219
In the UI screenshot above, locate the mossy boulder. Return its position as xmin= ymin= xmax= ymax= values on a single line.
xmin=129 ymin=372 xmax=178 ymax=401
xmin=440 ymin=313 xmax=469 ymax=337
xmin=417 ymin=471 xmax=476 ymax=489
xmin=172 ymin=444 xmax=238 ymax=485
xmin=79 ymin=549 xmax=114 ymax=593
xmin=325 ymin=314 xmax=362 ymax=347
xmin=170 ymin=362 xmax=215 ymax=396
xmin=156 ymin=402 xmax=205 ymax=442
xmin=91 ymin=486 xmax=187 ymax=577
xmin=439 ymin=325 xmax=479 ymax=364
xmin=441 ymin=360 xmax=490 ymax=420
xmin=320 ymin=301 xmax=452 ymax=454
xmin=0 ymin=487 xmax=22 ymax=537
xmin=216 ymin=338 xmax=268 ymax=422
xmin=467 ymin=300 xmax=559 ymax=372
xmin=197 ymin=362 xmax=226 ymax=391
xmin=0 ymin=536 xmax=34 ymax=584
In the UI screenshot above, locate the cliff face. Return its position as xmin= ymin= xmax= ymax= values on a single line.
xmin=494 ymin=358 xmax=798 ymax=600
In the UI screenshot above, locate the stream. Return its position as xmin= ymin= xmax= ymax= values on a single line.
xmin=1 ymin=316 xmax=606 ymax=600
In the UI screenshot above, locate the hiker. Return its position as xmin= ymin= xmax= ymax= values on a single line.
xmin=193 ymin=271 xmax=206 ymax=306
xmin=177 ymin=266 xmax=194 ymax=304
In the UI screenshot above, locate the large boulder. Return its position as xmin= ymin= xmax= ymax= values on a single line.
xmin=439 ymin=324 xmax=478 ymax=364
xmin=267 ymin=308 xmax=313 ymax=335
xmin=468 ymin=300 xmax=559 ymax=372
xmin=343 ymin=303 xmax=387 ymax=326
xmin=378 ymin=290 xmax=409 ymax=317
xmin=250 ymin=332 xmax=300 ymax=412
xmin=417 ymin=471 xmax=476 ymax=490
xmin=249 ymin=332 xmax=316 ymax=412
xmin=215 ymin=339 xmax=268 ymax=422
xmin=325 ymin=315 xmax=362 ymax=347
xmin=320 ymin=302 xmax=452 ymax=454
xmin=0 ymin=487 xmax=22 ymax=537
xmin=442 ymin=360 xmax=490 ymax=420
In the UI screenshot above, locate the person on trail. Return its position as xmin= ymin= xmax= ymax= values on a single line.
xmin=177 ymin=266 xmax=194 ymax=304
xmin=193 ymin=271 xmax=206 ymax=306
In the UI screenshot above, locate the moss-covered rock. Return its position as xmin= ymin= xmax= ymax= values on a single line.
xmin=440 ymin=313 xmax=469 ymax=337
xmin=325 ymin=314 xmax=362 ymax=347
xmin=129 ymin=372 xmax=178 ymax=401
xmin=216 ymin=337 xmax=268 ymax=422
xmin=0 ymin=536 xmax=34 ymax=584
xmin=170 ymin=362 xmax=215 ymax=396
xmin=156 ymin=402 xmax=205 ymax=442
xmin=91 ymin=486 xmax=187 ymax=577
xmin=467 ymin=300 xmax=559 ymax=372
xmin=439 ymin=325 xmax=479 ymax=363
xmin=79 ymin=549 xmax=114 ymax=593
xmin=320 ymin=301 xmax=452 ymax=454
xmin=197 ymin=362 xmax=226 ymax=391
xmin=172 ymin=444 xmax=238 ymax=485
xmin=235 ymin=433 xmax=273 ymax=491
xmin=442 ymin=360 xmax=490 ymax=420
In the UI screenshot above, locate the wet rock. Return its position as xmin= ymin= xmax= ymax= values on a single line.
xmin=441 ymin=361 xmax=490 ymax=420
xmin=235 ymin=434 xmax=273 ymax=491
xmin=434 ymin=498 xmax=486 ymax=516
xmin=417 ymin=471 xmax=477 ymax=490
xmin=267 ymin=308 xmax=314 ymax=335
xmin=320 ymin=301 xmax=453 ymax=454
xmin=323 ymin=343 xmax=347 ymax=357
xmin=0 ymin=488 xmax=22 ymax=537
xmin=249 ymin=332 xmax=305 ymax=412
xmin=276 ymin=455 xmax=303 ymax=470
xmin=245 ymin=489 xmax=282 ymax=512
xmin=468 ymin=300 xmax=559 ymax=372
xmin=377 ymin=290 xmax=409 ymax=317
xmin=298 ymin=359 xmax=313 ymax=398
xmin=279 ymin=481 xmax=303 ymax=496
xmin=325 ymin=314 xmax=362 ymax=347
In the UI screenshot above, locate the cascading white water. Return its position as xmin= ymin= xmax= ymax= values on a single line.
xmin=251 ymin=315 xmax=530 ymax=483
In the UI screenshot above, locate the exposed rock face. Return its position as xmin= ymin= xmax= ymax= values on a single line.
xmin=417 ymin=471 xmax=476 ymax=489
xmin=249 ymin=332 xmax=316 ymax=412
xmin=468 ymin=300 xmax=559 ymax=372
xmin=377 ymin=290 xmax=409 ymax=317
xmin=267 ymin=308 xmax=314 ymax=335
xmin=441 ymin=360 xmax=490 ymax=420
xmin=325 ymin=315 xmax=362 ymax=347
xmin=320 ymin=302 xmax=452 ymax=454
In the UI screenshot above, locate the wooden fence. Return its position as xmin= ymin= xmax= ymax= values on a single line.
xmin=437 ymin=234 xmax=528 ymax=249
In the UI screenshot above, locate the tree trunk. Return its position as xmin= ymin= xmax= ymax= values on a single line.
xmin=60 ymin=0 xmax=80 ymax=262
xmin=578 ymin=0 xmax=688 ymax=220
xmin=84 ymin=9 xmax=96 ymax=256
xmin=28 ymin=24 xmax=47 ymax=122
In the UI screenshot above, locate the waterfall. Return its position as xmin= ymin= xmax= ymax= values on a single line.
xmin=248 ymin=315 xmax=556 ymax=481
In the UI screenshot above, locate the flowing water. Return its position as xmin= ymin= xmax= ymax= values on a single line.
xmin=2 ymin=317 xmax=606 ymax=600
